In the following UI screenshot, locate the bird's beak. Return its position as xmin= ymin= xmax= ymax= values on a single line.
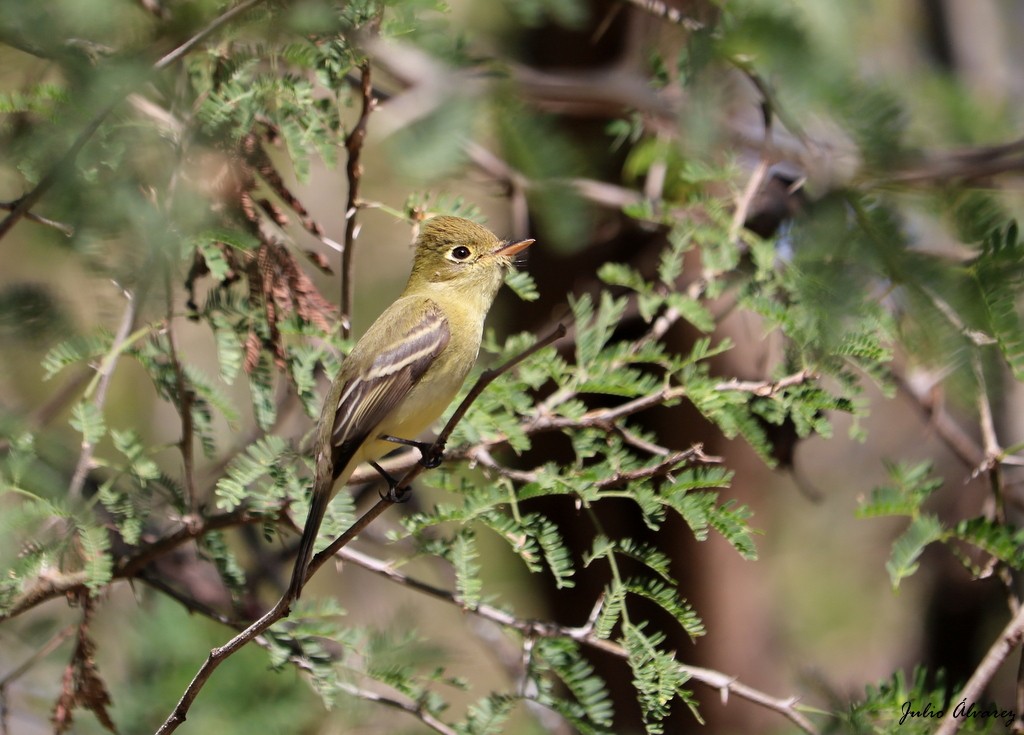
xmin=494 ymin=238 xmax=534 ymax=257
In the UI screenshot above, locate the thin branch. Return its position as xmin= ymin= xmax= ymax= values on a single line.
xmin=0 ymin=624 xmax=77 ymax=688
xmin=972 ymin=355 xmax=1004 ymax=494
xmin=141 ymin=572 xmax=458 ymax=734
xmin=620 ymin=0 xmax=706 ymax=30
xmin=152 ymin=326 xmax=565 ymax=734
xmin=163 ymin=275 xmax=198 ymax=513
xmin=308 ymin=323 xmax=568 ymax=577
xmin=153 ymin=593 xmax=291 ymax=734
xmin=714 ymin=370 xmax=817 ymax=397
xmin=0 ymin=623 xmax=77 ymax=735
xmin=891 ymin=367 xmax=984 ymax=470
xmin=337 ymin=546 xmax=819 ymax=734
xmin=340 ymin=62 xmax=375 ymax=339
xmin=0 ymin=509 xmax=264 ymax=622
xmin=935 ymin=602 xmax=1024 ymax=735
xmin=0 ymin=201 xmax=73 ymax=236
xmin=152 ymin=0 xmax=265 ymax=72
xmin=356 ymin=367 xmax=817 ymax=484
xmin=68 ymin=287 xmax=142 ymax=500
xmin=0 ymin=0 xmax=267 ymax=242
xmin=728 ymin=158 xmax=770 ymax=246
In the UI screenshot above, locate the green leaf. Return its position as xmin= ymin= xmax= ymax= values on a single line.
xmin=195 ymin=239 xmax=232 ymax=281
xmin=504 ymin=268 xmax=539 ymax=302
xmin=622 ymin=624 xmax=700 ymax=732
xmin=456 ymin=693 xmax=516 ymax=735
xmin=2 ymin=432 xmax=37 ymax=487
xmin=211 ymin=313 xmax=244 ymax=384
xmin=525 ymin=512 xmax=575 ymax=589
xmin=110 ymin=429 xmax=160 ymax=483
xmin=451 ymin=530 xmax=482 ymax=609
xmin=885 ymin=514 xmax=946 ymax=589
xmin=598 ymin=262 xmax=647 ymax=293
xmin=531 ymin=638 xmax=615 ymax=730
xmin=857 ymin=460 xmax=942 ymax=518
xmin=216 ymin=435 xmax=291 ymax=511
xmin=953 ymin=517 xmax=1024 ymax=572
xmin=623 ymin=577 xmax=704 ymax=640
xmin=41 ymin=331 xmax=113 ymax=380
xmin=973 ymin=222 xmax=1024 ymax=380
xmin=79 ymin=524 xmax=112 ymax=593
xmin=664 ymin=292 xmax=714 ymax=333
xmin=70 ymin=401 xmax=106 ymax=445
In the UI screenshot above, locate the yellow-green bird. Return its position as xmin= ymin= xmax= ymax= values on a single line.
xmin=287 ymin=216 xmax=534 ymax=601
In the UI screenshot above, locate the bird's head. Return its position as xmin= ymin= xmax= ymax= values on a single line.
xmin=408 ymin=216 xmax=534 ymax=303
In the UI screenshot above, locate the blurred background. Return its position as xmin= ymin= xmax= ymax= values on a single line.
xmin=2 ymin=0 xmax=1024 ymax=733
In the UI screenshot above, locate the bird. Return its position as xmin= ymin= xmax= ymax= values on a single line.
xmin=286 ymin=215 xmax=534 ymax=601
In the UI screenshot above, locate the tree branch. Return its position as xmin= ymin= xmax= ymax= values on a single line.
xmin=152 ymin=325 xmax=565 ymax=734
xmin=337 ymin=545 xmax=819 ymax=735
xmin=67 ymin=287 xmax=142 ymax=501
xmin=935 ymin=602 xmax=1024 ymax=735
xmin=340 ymin=62 xmax=375 ymax=339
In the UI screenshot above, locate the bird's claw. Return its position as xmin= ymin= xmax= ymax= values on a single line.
xmin=380 ymin=434 xmax=444 ymax=469
xmin=419 ymin=446 xmax=443 ymax=469
xmin=380 ymin=484 xmax=412 ymax=503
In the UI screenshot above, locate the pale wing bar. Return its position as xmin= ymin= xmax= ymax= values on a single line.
xmin=328 ymin=302 xmax=451 ymax=473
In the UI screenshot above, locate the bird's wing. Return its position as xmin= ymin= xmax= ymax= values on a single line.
xmin=328 ymin=299 xmax=450 ymax=474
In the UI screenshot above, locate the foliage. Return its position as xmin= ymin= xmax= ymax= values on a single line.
xmin=1 ymin=0 xmax=1023 ymax=734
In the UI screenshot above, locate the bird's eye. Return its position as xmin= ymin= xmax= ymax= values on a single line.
xmin=451 ymin=245 xmax=471 ymax=260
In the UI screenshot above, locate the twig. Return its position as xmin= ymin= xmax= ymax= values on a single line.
xmin=0 ymin=201 xmax=73 ymax=236
xmin=357 ymin=367 xmax=816 ymax=484
xmin=337 ymin=546 xmax=819 ymax=734
xmin=140 ymin=572 xmax=458 ymax=735
xmin=714 ymin=370 xmax=816 ymax=397
xmin=620 ymin=0 xmax=706 ymax=30
xmin=935 ymin=602 xmax=1024 ymax=735
xmin=0 ymin=623 xmax=77 ymax=735
xmin=728 ymin=158 xmax=770 ymax=246
xmin=891 ymin=368 xmax=984 ymax=470
xmin=0 ymin=509 xmax=264 ymax=622
xmin=152 ymin=0 xmax=265 ymax=72
xmin=163 ymin=274 xmax=198 ymax=513
xmin=153 ymin=594 xmax=291 ymax=734
xmin=0 ymin=624 xmax=77 ymax=687
xmin=309 ymin=324 xmax=568 ymax=577
xmin=340 ymin=62 xmax=375 ymax=339
xmin=152 ymin=325 xmax=565 ymax=734
xmin=0 ymin=0 xmax=267 ymax=242
xmin=68 ymin=287 xmax=142 ymax=500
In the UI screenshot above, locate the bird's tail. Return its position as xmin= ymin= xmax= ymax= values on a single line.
xmin=286 ymin=474 xmax=335 ymax=603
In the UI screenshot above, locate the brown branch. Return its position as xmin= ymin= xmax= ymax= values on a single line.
xmin=892 ymin=368 xmax=984 ymax=470
xmin=0 ymin=201 xmax=73 ymax=236
xmin=337 ymin=545 xmax=819 ymax=734
xmin=352 ymin=368 xmax=818 ymax=484
xmin=163 ymin=272 xmax=197 ymax=513
xmin=139 ymin=571 xmax=458 ymax=734
xmin=935 ymin=602 xmax=1024 ymax=735
xmin=68 ymin=288 xmax=142 ymax=501
xmin=152 ymin=325 xmax=565 ymax=734
xmin=714 ymin=370 xmax=817 ymax=397
xmin=0 ymin=623 xmax=76 ymax=691
xmin=0 ymin=509 xmax=264 ymax=622
xmin=876 ymin=136 xmax=1024 ymax=186
xmin=340 ymin=63 xmax=375 ymax=339
xmin=151 ymin=0 xmax=265 ymax=72
xmin=153 ymin=591 xmax=290 ymax=734
xmin=620 ymin=0 xmax=706 ymax=29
